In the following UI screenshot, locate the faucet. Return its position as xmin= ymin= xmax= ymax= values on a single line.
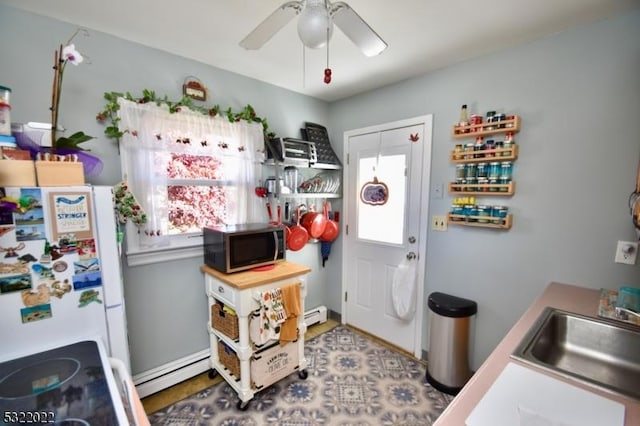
xmin=615 ymin=306 xmax=640 ymax=321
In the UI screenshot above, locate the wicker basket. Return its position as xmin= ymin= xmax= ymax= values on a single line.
xmin=211 ymin=301 xmax=239 ymax=340
xmin=217 ymin=341 xmax=241 ymax=378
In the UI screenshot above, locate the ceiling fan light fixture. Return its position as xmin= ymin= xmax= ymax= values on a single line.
xmin=297 ymin=2 xmax=334 ymax=49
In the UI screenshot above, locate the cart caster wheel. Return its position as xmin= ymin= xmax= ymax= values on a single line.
xmin=208 ymin=369 xmax=218 ymax=379
xmin=298 ymin=369 xmax=308 ymax=380
xmin=237 ymin=400 xmax=250 ymax=411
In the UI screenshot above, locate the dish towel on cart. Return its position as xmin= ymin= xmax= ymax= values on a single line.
xmin=250 ymin=288 xmax=286 ymax=346
xmin=280 ymin=282 xmax=302 ymax=344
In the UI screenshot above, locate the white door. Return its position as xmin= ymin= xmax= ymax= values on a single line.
xmin=342 ymin=115 xmax=432 ymax=357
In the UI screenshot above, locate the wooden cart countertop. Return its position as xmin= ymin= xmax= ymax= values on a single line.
xmin=200 ymin=261 xmax=311 ymax=289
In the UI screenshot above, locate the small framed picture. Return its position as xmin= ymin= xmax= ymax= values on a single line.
xmin=183 ymin=81 xmax=207 ymax=101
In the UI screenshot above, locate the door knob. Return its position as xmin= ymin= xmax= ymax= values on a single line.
xmin=406 ymin=252 xmax=416 ymax=260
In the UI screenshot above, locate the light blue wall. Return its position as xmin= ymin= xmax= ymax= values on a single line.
xmin=2 ymin=4 xmax=639 ymax=375
xmin=0 ymin=5 xmax=331 ymax=374
xmin=329 ymin=8 xmax=640 ymax=367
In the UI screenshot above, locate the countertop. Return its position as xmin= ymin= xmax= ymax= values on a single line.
xmin=434 ymin=282 xmax=640 ymax=426
xmin=200 ymin=261 xmax=311 ymax=289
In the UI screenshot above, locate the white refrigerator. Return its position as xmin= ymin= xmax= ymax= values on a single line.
xmin=0 ymin=185 xmax=130 ymax=369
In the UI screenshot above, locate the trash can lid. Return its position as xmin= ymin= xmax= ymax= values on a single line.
xmin=428 ymin=292 xmax=477 ymax=318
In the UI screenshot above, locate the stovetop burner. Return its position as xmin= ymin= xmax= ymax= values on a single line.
xmin=0 ymin=341 xmax=119 ymax=425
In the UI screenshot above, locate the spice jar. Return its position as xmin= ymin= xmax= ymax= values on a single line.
xmin=498 ymin=175 xmax=510 ymax=192
xmin=463 ymin=204 xmax=475 ymax=217
xmin=488 ymin=177 xmax=499 ymax=192
xmin=470 ymin=115 xmax=483 ymax=132
xmin=503 ymin=139 xmax=513 ymax=157
xmin=0 ymin=86 xmax=11 ymax=105
xmin=485 ymin=139 xmax=495 ymax=158
xmin=0 ymin=103 xmax=11 ymax=136
xmin=466 ymin=177 xmax=477 ymax=192
xmin=477 ymin=205 xmax=490 ymax=223
xmin=500 ymin=161 xmax=513 ymax=180
xmin=488 ymin=162 xmax=501 ymax=179
xmin=505 ymin=115 xmax=515 ymax=128
xmin=468 ymin=205 xmax=480 ymax=222
xmin=491 ymin=206 xmax=508 ymax=224
xmin=477 ymin=163 xmax=488 ymax=178
xmin=453 ymin=144 xmax=464 ymax=160
xmin=451 ymin=205 xmax=464 ymax=219
xmin=456 ymin=164 xmax=466 ymax=179
xmin=464 ymin=143 xmax=475 ymax=159
xmin=465 ymin=163 xmax=477 ymax=179
xmin=477 ymin=177 xmax=489 ymax=192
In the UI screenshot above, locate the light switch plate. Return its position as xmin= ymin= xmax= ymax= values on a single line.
xmin=615 ymin=241 xmax=638 ymax=265
xmin=432 ymin=215 xmax=447 ymax=231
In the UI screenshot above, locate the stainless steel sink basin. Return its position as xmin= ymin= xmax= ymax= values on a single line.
xmin=512 ymin=307 xmax=640 ymax=401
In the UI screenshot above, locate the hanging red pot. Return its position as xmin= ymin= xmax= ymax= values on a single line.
xmin=288 ymin=205 xmax=309 ymax=251
xmin=320 ymin=201 xmax=339 ymax=242
xmin=301 ymin=204 xmax=327 ymax=239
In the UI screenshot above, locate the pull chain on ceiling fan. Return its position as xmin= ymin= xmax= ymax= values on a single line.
xmin=240 ymin=0 xmax=387 ymax=84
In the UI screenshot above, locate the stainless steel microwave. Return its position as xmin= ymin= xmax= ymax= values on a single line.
xmin=203 ymin=223 xmax=286 ymax=273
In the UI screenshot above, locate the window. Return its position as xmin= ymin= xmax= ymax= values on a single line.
xmin=117 ymin=99 xmax=264 ymax=265
xmin=357 ymin=152 xmax=407 ymax=245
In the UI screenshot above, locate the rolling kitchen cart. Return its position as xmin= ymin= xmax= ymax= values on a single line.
xmin=201 ymin=261 xmax=311 ymax=410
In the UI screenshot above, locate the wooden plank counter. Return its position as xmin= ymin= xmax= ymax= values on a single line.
xmin=435 ymin=282 xmax=640 ymax=425
xmin=200 ymin=261 xmax=311 ymax=289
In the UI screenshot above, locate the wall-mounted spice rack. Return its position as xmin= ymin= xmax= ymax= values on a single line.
xmin=448 ymin=181 xmax=515 ymax=195
xmin=448 ymin=213 xmax=513 ymax=230
xmin=450 ymin=144 xmax=519 ymax=163
xmin=452 ymin=115 xmax=521 ymax=138
xmin=448 ymin=112 xmax=521 ymax=230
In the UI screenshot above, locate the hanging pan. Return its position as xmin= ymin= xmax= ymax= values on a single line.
xmin=301 ymin=204 xmax=327 ymax=239
xmin=288 ymin=205 xmax=309 ymax=251
xmin=320 ymin=201 xmax=339 ymax=242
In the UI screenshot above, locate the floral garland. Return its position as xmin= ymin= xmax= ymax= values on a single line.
xmin=96 ymin=89 xmax=274 ymax=144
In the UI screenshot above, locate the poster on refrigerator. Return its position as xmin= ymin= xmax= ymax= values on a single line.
xmin=48 ymin=191 xmax=94 ymax=241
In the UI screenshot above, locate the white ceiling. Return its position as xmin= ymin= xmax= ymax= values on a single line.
xmin=3 ymin=0 xmax=639 ymax=102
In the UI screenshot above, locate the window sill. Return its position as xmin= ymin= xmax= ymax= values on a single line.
xmin=126 ymin=245 xmax=202 ymax=267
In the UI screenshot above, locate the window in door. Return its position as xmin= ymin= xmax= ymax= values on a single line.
xmin=357 ymin=152 xmax=407 ymax=245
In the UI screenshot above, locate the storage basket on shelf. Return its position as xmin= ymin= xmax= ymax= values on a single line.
xmin=211 ymin=300 xmax=239 ymax=340
xmin=217 ymin=341 xmax=241 ymax=378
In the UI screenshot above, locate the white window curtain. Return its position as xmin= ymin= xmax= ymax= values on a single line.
xmin=117 ymin=98 xmax=264 ymax=255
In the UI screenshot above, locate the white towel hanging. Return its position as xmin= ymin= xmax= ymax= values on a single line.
xmin=392 ymin=257 xmax=417 ymax=320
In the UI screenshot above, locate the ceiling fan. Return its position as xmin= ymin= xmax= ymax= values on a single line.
xmin=239 ymin=0 xmax=387 ymax=57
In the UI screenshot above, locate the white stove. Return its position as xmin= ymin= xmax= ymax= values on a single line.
xmin=0 ymin=338 xmax=131 ymax=425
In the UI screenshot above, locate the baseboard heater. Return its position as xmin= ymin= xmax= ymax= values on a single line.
xmin=133 ymin=349 xmax=210 ymax=398
xmin=304 ymin=305 xmax=328 ymax=327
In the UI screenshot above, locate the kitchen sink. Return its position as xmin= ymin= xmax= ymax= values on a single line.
xmin=512 ymin=307 xmax=640 ymax=401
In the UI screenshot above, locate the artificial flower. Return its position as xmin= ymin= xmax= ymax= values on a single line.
xmin=62 ymin=44 xmax=83 ymax=65
xmin=50 ymin=29 xmax=95 ymax=152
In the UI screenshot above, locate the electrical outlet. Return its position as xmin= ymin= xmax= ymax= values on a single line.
xmin=432 ymin=183 xmax=444 ymax=199
xmin=614 ymin=241 xmax=638 ymax=265
xmin=432 ymin=215 xmax=448 ymax=231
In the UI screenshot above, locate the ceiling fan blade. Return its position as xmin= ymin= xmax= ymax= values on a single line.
xmin=240 ymin=1 xmax=303 ymax=50
xmin=330 ymin=2 xmax=387 ymax=57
